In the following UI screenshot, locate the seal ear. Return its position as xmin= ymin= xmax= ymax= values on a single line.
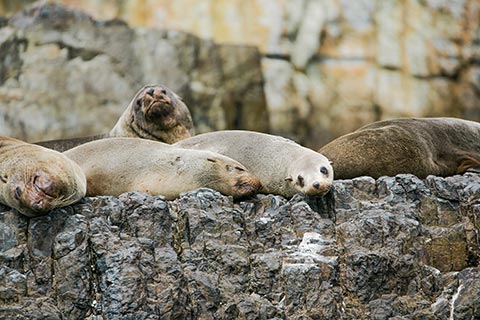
xmin=284 ymin=176 xmax=293 ymax=182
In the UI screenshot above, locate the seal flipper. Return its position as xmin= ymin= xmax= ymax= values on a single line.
xmin=466 ymin=167 xmax=480 ymax=174
xmin=456 ymin=153 xmax=480 ymax=174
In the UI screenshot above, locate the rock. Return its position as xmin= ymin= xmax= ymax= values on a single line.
xmin=0 ymin=2 xmax=269 ymax=142
xmin=0 ymin=173 xmax=479 ymax=318
xmin=26 ymin=0 xmax=479 ymax=148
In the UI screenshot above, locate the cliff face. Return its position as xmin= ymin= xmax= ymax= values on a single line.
xmin=1 ymin=173 xmax=479 ymax=319
xmin=25 ymin=0 xmax=480 ymax=147
xmin=1 ymin=1 xmax=479 ymax=148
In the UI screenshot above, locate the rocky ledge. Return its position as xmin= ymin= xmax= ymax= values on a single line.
xmin=0 ymin=173 xmax=479 ymax=319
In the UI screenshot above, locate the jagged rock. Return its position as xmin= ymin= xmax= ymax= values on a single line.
xmin=0 ymin=2 xmax=269 ymax=142
xmin=0 ymin=173 xmax=479 ymax=319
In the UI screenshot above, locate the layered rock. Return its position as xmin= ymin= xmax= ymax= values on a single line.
xmin=1 ymin=173 xmax=479 ymax=319
xmin=0 ymin=2 xmax=269 ymax=143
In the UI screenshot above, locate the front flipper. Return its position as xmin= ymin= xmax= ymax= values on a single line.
xmin=456 ymin=153 xmax=480 ymax=174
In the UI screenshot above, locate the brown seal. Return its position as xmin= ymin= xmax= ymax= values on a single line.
xmin=174 ymin=130 xmax=333 ymax=198
xmin=35 ymin=84 xmax=195 ymax=152
xmin=318 ymin=117 xmax=480 ymax=179
xmin=0 ymin=136 xmax=87 ymax=217
xmin=63 ymin=138 xmax=261 ymax=199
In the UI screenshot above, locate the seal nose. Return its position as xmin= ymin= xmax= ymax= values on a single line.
xmin=14 ymin=187 xmax=22 ymax=200
xmin=146 ymin=88 xmax=155 ymax=97
xmin=31 ymin=199 xmax=45 ymax=211
xmin=313 ymin=181 xmax=320 ymax=189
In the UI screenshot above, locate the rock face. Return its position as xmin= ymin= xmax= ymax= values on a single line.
xmin=2 ymin=1 xmax=479 ymax=148
xmin=36 ymin=0 xmax=480 ymax=148
xmin=0 ymin=3 xmax=269 ymax=143
xmin=1 ymin=173 xmax=479 ymax=319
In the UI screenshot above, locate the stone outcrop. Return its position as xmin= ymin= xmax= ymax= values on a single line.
xmin=0 ymin=2 xmax=269 ymax=143
xmin=24 ymin=0 xmax=480 ymax=148
xmin=1 ymin=173 xmax=479 ymax=319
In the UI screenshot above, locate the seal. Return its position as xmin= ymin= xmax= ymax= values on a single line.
xmin=0 ymin=136 xmax=87 ymax=217
xmin=63 ymin=137 xmax=261 ymax=199
xmin=35 ymin=84 xmax=195 ymax=152
xmin=318 ymin=117 xmax=480 ymax=179
xmin=174 ymin=130 xmax=334 ymax=198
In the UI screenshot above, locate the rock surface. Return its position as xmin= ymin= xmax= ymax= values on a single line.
xmin=0 ymin=2 xmax=269 ymax=143
xmin=1 ymin=173 xmax=479 ymax=319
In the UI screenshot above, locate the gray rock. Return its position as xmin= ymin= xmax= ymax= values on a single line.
xmin=0 ymin=173 xmax=479 ymax=319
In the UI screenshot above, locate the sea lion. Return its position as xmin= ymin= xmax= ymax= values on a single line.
xmin=35 ymin=84 xmax=195 ymax=152
xmin=63 ymin=138 xmax=261 ymax=199
xmin=174 ymin=130 xmax=334 ymax=198
xmin=318 ymin=117 xmax=480 ymax=179
xmin=0 ymin=136 xmax=87 ymax=217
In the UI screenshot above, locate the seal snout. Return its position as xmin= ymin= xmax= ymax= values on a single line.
xmin=143 ymin=87 xmax=174 ymax=118
xmin=15 ymin=171 xmax=59 ymax=213
xmin=304 ymin=180 xmax=331 ymax=196
xmin=233 ymin=176 xmax=262 ymax=197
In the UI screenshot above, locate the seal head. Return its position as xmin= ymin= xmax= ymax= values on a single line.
xmin=0 ymin=137 xmax=87 ymax=216
xmin=202 ymin=156 xmax=262 ymax=199
xmin=286 ymin=154 xmax=333 ymax=196
xmin=110 ymin=84 xmax=195 ymax=143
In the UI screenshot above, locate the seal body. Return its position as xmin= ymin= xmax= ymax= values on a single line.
xmin=36 ymin=84 xmax=195 ymax=152
xmin=0 ymin=136 xmax=87 ymax=216
xmin=174 ymin=130 xmax=333 ymax=198
xmin=63 ymin=138 xmax=261 ymax=199
xmin=319 ymin=117 xmax=480 ymax=179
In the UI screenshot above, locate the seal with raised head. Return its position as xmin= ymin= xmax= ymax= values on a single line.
xmin=0 ymin=136 xmax=87 ymax=217
xmin=63 ymin=138 xmax=261 ymax=199
xmin=36 ymin=84 xmax=195 ymax=152
xmin=318 ymin=117 xmax=480 ymax=179
xmin=174 ymin=130 xmax=334 ymax=198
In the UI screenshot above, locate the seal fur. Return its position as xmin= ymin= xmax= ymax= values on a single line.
xmin=63 ymin=137 xmax=261 ymax=199
xmin=174 ymin=130 xmax=334 ymax=198
xmin=0 ymin=136 xmax=87 ymax=216
xmin=318 ymin=117 xmax=480 ymax=179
